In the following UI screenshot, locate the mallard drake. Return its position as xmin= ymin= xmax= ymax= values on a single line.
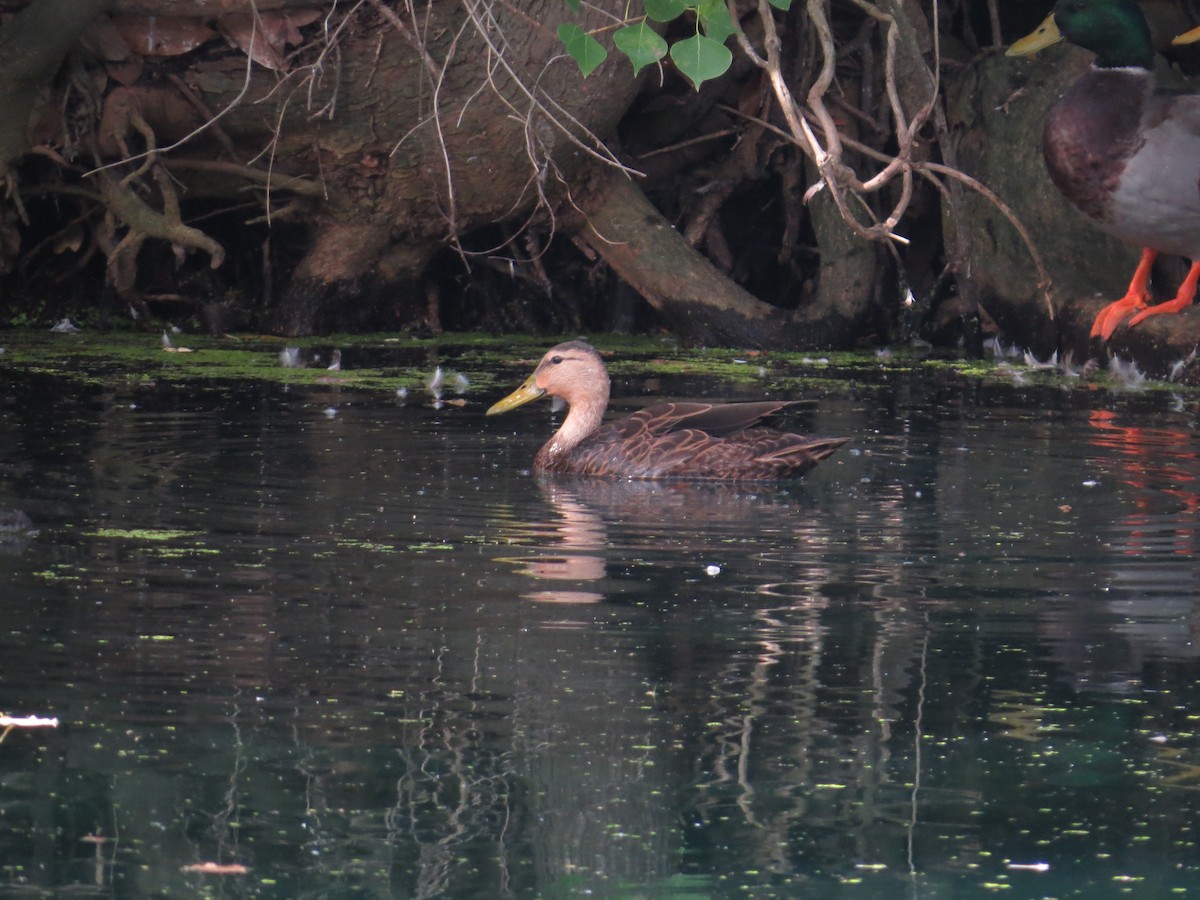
xmin=1008 ymin=0 xmax=1200 ymax=339
xmin=486 ymin=341 xmax=848 ymax=480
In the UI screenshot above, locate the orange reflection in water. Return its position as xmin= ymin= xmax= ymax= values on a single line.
xmin=1087 ymin=409 xmax=1200 ymax=556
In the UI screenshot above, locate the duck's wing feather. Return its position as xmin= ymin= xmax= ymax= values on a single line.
xmin=565 ymin=402 xmax=845 ymax=479
xmin=1152 ymin=90 xmax=1200 ymax=135
xmin=614 ymin=400 xmax=808 ymax=439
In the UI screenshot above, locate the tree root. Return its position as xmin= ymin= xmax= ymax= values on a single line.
xmin=95 ymin=167 xmax=225 ymax=296
xmin=575 ymin=166 xmax=862 ymax=349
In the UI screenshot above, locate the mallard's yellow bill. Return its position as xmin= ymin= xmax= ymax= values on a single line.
xmin=486 ymin=375 xmax=545 ymax=415
xmin=1174 ymin=25 xmax=1200 ymax=45
xmin=1006 ymin=13 xmax=1064 ymax=56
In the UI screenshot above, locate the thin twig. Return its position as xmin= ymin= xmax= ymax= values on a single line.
xmin=718 ymin=101 xmax=1054 ymax=318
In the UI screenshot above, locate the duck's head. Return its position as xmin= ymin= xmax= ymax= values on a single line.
xmin=1008 ymin=0 xmax=1154 ymax=69
xmin=486 ymin=341 xmax=611 ymax=415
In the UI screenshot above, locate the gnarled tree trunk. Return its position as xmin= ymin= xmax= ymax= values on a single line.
xmin=572 ymin=164 xmax=875 ymax=349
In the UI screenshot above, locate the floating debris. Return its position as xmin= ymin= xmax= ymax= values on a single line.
xmin=161 ymin=330 xmax=193 ymax=353
xmin=50 ymin=318 xmax=80 ymax=333
xmin=985 ymin=336 xmax=1022 ymax=360
xmin=426 ymin=366 xmax=445 ymax=400
xmin=181 ymin=862 xmax=249 ymax=876
xmin=279 ymin=347 xmax=304 ymax=368
xmin=1059 ymin=350 xmax=1098 ymax=378
xmin=0 ymin=714 xmax=58 ymax=729
xmin=426 ymin=366 xmax=471 ymax=407
xmin=1168 ymin=346 xmax=1197 ymax=382
xmin=1022 ymin=349 xmax=1058 ymax=370
xmin=1108 ymin=355 xmax=1146 ymax=391
xmin=996 ymin=361 xmax=1028 ymax=385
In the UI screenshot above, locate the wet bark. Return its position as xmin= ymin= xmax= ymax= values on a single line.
xmin=1 ymin=0 xmax=644 ymax=334
xmin=3 ymin=0 xmax=1195 ymax=369
xmin=0 ymin=0 xmax=114 ymax=179
xmin=573 ymin=166 xmax=869 ymax=349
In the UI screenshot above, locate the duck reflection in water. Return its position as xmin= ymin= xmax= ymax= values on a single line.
xmin=487 ymin=341 xmax=848 ymax=480
xmin=498 ymin=477 xmax=819 ymax=606
xmin=499 ymin=480 xmax=608 ymax=605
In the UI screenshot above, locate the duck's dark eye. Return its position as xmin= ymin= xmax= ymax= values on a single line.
xmin=550 ymin=355 xmax=563 ymax=364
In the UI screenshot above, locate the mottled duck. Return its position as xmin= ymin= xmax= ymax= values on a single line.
xmin=486 ymin=341 xmax=848 ymax=480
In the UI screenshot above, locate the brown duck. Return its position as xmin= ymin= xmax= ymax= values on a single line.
xmin=486 ymin=341 xmax=848 ymax=480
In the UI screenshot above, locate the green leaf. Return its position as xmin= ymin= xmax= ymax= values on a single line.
xmin=697 ymin=0 xmax=736 ymax=43
xmin=643 ymin=0 xmax=690 ymax=23
xmin=563 ymin=0 xmax=581 ymax=9
xmin=613 ymin=22 xmax=668 ymax=76
xmin=557 ymin=23 xmax=607 ymax=77
xmin=767 ymin=0 xmax=792 ymax=9
xmin=669 ymin=33 xmax=732 ymax=90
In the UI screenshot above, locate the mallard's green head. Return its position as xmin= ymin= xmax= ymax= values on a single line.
xmin=1053 ymin=0 xmax=1154 ymax=69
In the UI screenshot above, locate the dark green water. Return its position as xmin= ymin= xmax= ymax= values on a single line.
xmin=1 ymin=356 xmax=1199 ymax=898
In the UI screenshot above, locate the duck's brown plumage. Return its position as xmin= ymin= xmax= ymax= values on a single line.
xmin=486 ymin=341 xmax=848 ymax=480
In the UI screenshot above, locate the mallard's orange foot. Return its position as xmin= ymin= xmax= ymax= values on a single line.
xmin=1091 ymin=292 xmax=1149 ymax=340
xmin=1091 ymin=247 xmax=1157 ymax=339
xmin=1126 ymin=261 xmax=1200 ymax=328
xmin=1127 ymin=296 xmax=1193 ymax=327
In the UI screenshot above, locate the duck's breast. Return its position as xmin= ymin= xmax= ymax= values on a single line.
xmin=1106 ymin=94 xmax=1200 ymax=259
xmin=1043 ymin=67 xmax=1149 ymax=222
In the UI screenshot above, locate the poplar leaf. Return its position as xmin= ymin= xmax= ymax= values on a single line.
xmin=614 ymin=22 xmax=668 ymax=76
xmin=697 ymin=0 xmax=736 ymax=43
xmin=643 ymin=0 xmax=689 ymax=23
xmin=669 ymin=34 xmax=732 ymax=90
xmin=557 ymin=23 xmax=607 ymax=77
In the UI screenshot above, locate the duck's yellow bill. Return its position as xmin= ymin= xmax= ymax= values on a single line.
xmin=486 ymin=375 xmax=545 ymax=415
xmin=1174 ymin=25 xmax=1200 ymax=45
xmin=1006 ymin=13 xmax=1064 ymax=57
